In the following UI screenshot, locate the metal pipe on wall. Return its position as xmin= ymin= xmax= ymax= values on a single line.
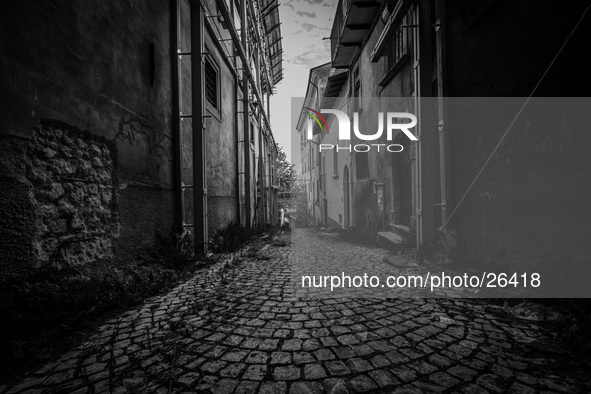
xmin=191 ymin=0 xmax=208 ymax=254
xmin=240 ymin=0 xmax=252 ymax=229
xmin=434 ymin=0 xmax=448 ymax=226
xmin=235 ymin=68 xmax=242 ymax=225
xmin=417 ymin=0 xmax=435 ymax=248
xmin=171 ymin=0 xmax=183 ymax=234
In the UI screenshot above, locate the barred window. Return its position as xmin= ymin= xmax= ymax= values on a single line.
xmin=353 ymin=62 xmax=361 ymax=110
xmin=386 ymin=23 xmax=406 ymax=71
xmin=380 ymin=5 xmax=414 ymax=87
xmin=205 ymin=57 xmax=219 ymax=110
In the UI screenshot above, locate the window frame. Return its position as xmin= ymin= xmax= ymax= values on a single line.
xmin=352 ymin=62 xmax=361 ymax=111
xmin=204 ymin=53 xmax=222 ymax=120
xmin=379 ymin=8 xmax=412 ymax=87
xmin=332 ymin=149 xmax=339 ymax=177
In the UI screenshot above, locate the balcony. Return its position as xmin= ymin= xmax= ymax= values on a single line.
xmin=330 ymin=0 xmax=383 ymax=68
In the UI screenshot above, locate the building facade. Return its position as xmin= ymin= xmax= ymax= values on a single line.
xmin=300 ymin=0 xmax=591 ymax=268
xmin=0 ymin=0 xmax=283 ymax=277
xmin=296 ymin=63 xmax=330 ymax=227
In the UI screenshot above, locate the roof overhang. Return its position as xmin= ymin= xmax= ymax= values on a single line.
xmin=321 ymin=70 xmax=349 ymax=111
xmin=330 ymin=0 xmax=383 ymax=68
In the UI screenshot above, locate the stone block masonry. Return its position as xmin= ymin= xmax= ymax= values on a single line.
xmin=0 ymin=120 xmax=118 ymax=275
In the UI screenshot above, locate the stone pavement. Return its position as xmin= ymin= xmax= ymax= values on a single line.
xmin=2 ymin=228 xmax=589 ymax=393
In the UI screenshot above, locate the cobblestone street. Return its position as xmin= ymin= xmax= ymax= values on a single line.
xmin=3 ymin=228 xmax=589 ymax=393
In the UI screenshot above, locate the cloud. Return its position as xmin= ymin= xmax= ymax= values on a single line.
xmin=296 ymin=10 xmax=317 ymax=18
xmin=301 ymin=22 xmax=326 ymax=33
xmin=287 ymin=0 xmax=331 ymax=9
xmin=286 ymin=44 xmax=331 ymax=68
xmin=301 ymin=22 xmax=316 ymax=32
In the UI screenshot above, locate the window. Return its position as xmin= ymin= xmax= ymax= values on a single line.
xmin=379 ymin=6 xmax=413 ymax=87
xmin=352 ymin=63 xmax=361 ymax=110
xmin=385 ymin=23 xmax=407 ymax=71
xmin=356 ymin=151 xmax=370 ymax=179
xmin=316 ymin=180 xmax=319 ymax=202
xmin=333 ymin=150 xmax=338 ymax=175
xmin=205 ymin=56 xmax=220 ymax=113
xmin=322 ymin=157 xmax=326 ymax=191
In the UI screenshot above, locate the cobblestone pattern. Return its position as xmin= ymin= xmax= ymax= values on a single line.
xmin=2 ymin=229 xmax=589 ymax=393
xmin=291 ymin=231 xmax=492 ymax=298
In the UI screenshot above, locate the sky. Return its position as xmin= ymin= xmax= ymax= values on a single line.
xmin=269 ymin=0 xmax=337 ymax=165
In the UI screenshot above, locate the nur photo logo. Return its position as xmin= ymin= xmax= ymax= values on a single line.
xmin=302 ymin=107 xmax=418 ymax=152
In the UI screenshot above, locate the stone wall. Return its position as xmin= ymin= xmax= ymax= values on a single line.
xmin=0 ymin=121 xmax=117 ymax=276
xmin=0 ymin=0 xmax=176 ymax=269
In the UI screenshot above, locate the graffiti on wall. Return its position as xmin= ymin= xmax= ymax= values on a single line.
xmin=113 ymin=117 xmax=172 ymax=185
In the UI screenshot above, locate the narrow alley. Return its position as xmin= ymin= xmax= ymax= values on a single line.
xmin=1 ymin=1 xmax=591 ymax=393
xmin=3 ymin=229 xmax=588 ymax=393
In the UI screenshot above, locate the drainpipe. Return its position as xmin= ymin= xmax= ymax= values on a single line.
xmin=434 ymin=0 xmax=448 ymax=225
xmin=417 ymin=0 xmax=435 ymax=248
xmin=191 ymin=2 xmax=207 ymax=254
xmin=257 ymin=124 xmax=265 ymax=226
xmin=171 ymin=0 xmax=183 ymax=234
xmin=240 ymin=0 xmax=252 ymax=229
xmin=235 ymin=69 xmax=241 ymax=225
xmin=266 ymin=94 xmax=272 ymax=224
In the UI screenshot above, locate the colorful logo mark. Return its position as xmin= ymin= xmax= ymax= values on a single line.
xmin=302 ymin=107 xmax=329 ymax=133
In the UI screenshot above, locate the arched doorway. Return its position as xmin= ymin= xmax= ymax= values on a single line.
xmin=343 ymin=165 xmax=350 ymax=228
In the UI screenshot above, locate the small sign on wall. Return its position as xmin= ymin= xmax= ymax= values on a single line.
xmin=374 ymin=182 xmax=384 ymax=211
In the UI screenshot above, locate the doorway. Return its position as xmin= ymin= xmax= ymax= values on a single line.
xmin=391 ymin=137 xmax=412 ymax=227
